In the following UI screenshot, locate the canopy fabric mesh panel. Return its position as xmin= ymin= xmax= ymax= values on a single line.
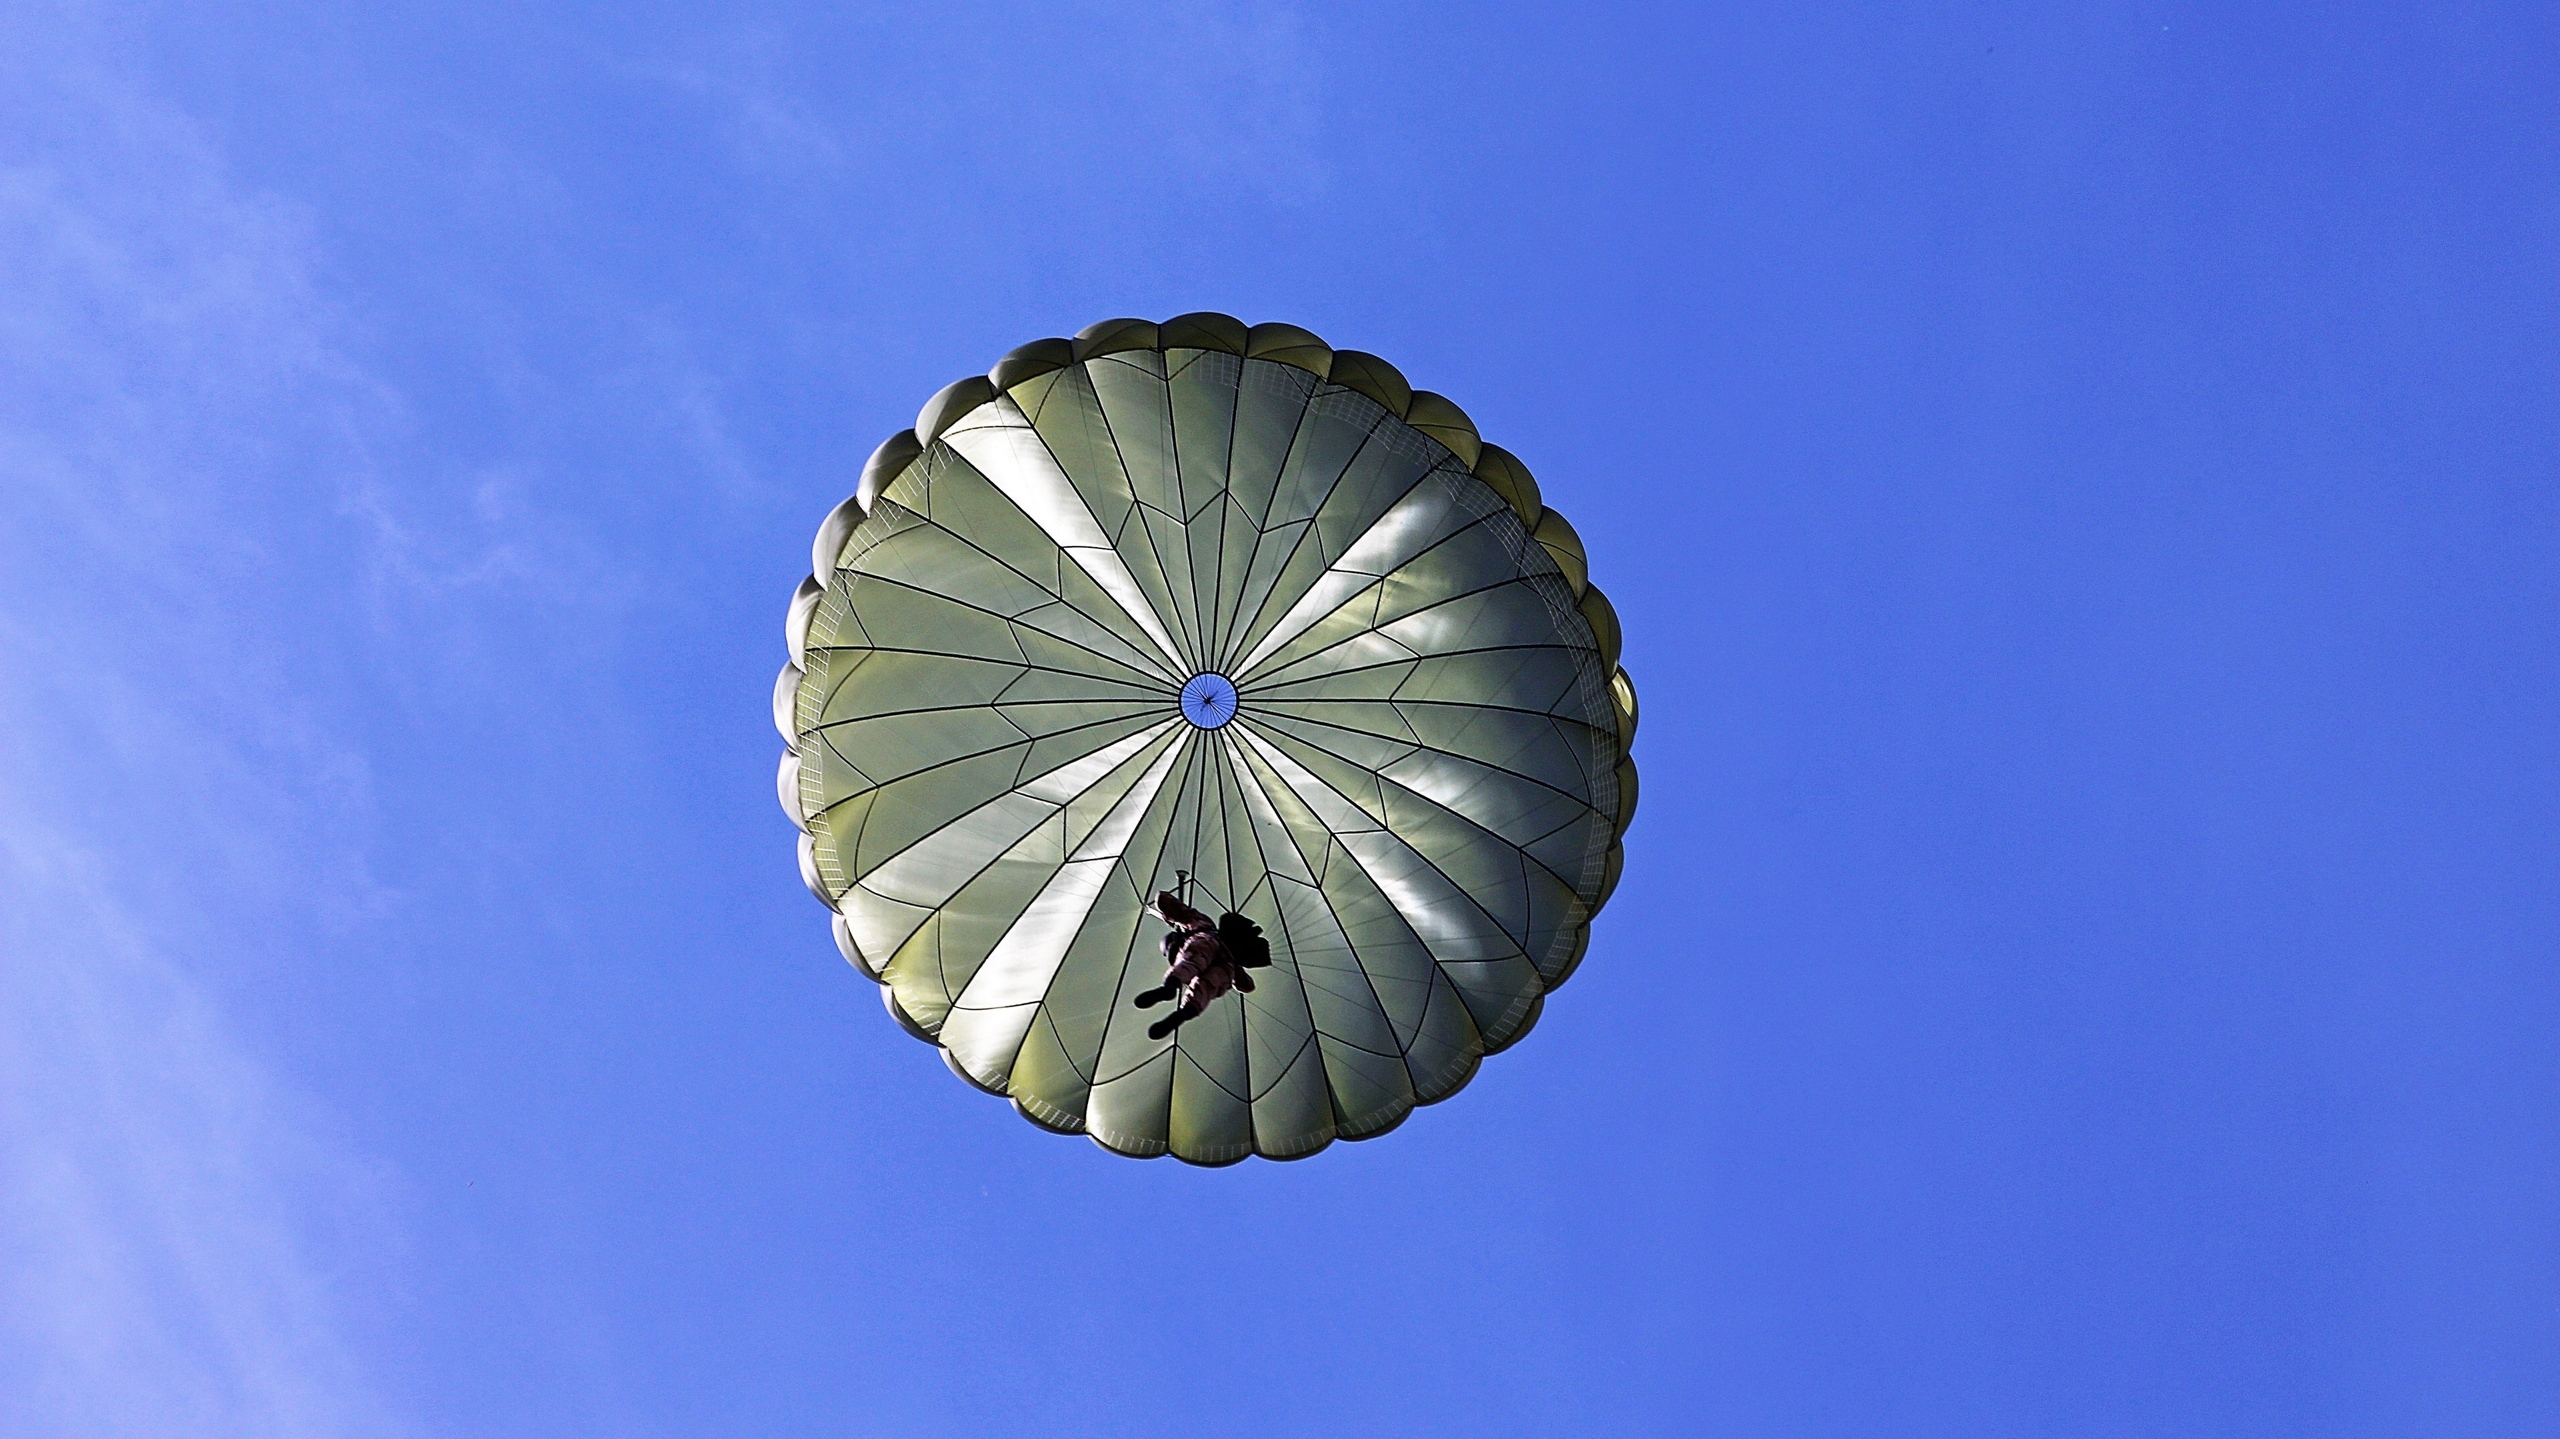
xmin=778 ymin=317 xmax=1636 ymax=1164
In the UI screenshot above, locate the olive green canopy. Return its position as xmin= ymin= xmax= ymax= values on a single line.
xmin=777 ymin=315 xmax=1637 ymax=1164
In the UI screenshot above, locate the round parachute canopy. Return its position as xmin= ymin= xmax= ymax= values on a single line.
xmin=778 ymin=317 xmax=1637 ymax=1164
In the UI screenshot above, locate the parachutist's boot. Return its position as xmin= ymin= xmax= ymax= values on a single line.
xmin=1147 ymin=1003 xmax=1202 ymax=1041
xmin=1133 ymin=984 xmax=1176 ymax=1009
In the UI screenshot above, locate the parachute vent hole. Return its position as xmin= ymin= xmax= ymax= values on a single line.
xmin=1180 ymin=672 xmax=1239 ymax=730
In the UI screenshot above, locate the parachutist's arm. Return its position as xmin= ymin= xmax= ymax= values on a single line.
xmin=1153 ymin=891 xmax=1213 ymax=931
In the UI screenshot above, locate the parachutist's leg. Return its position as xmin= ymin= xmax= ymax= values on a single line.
xmin=1133 ymin=983 xmax=1177 ymax=1009
xmin=1147 ymin=1001 xmax=1203 ymax=1041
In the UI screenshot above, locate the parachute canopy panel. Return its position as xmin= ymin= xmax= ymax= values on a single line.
xmin=778 ymin=317 xmax=1637 ymax=1164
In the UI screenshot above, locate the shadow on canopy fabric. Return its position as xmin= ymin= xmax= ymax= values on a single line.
xmin=776 ymin=315 xmax=1639 ymax=1165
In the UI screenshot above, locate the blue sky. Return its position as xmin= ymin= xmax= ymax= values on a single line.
xmin=3 ymin=4 xmax=2553 ymax=1435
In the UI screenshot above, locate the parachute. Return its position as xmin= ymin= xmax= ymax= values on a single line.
xmin=777 ymin=315 xmax=1637 ymax=1164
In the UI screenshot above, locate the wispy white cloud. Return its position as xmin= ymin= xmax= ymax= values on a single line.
xmin=661 ymin=2 xmax=1330 ymax=203
xmin=1133 ymin=4 xmax=1328 ymax=202
xmin=665 ymin=25 xmax=852 ymax=178
xmin=0 ymin=17 xmax=418 ymax=1437
xmin=0 ymin=830 xmax=409 ymax=1439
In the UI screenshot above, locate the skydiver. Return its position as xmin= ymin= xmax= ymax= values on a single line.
xmin=1132 ymin=886 xmax=1273 ymax=1040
